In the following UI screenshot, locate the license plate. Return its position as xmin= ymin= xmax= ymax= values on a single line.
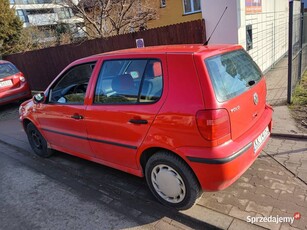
xmin=0 ymin=80 xmax=13 ymax=87
xmin=254 ymin=126 xmax=270 ymax=153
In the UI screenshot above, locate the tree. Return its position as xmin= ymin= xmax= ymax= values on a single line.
xmin=0 ymin=0 xmax=23 ymax=56
xmin=60 ymin=0 xmax=157 ymax=38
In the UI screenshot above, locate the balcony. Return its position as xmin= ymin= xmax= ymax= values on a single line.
xmin=12 ymin=0 xmax=63 ymax=4
xmin=27 ymin=13 xmax=58 ymax=26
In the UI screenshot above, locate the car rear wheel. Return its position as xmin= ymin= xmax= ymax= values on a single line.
xmin=26 ymin=123 xmax=53 ymax=158
xmin=145 ymin=151 xmax=201 ymax=210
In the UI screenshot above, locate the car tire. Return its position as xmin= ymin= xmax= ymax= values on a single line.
xmin=145 ymin=151 xmax=201 ymax=210
xmin=26 ymin=123 xmax=53 ymax=158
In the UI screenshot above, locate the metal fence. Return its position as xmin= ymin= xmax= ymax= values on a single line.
xmin=4 ymin=20 xmax=205 ymax=90
xmin=288 ymin=1 xmax=304 ymax=103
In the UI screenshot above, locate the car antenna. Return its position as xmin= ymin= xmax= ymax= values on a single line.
xmin=204 ymin=5 xmax=228 ymax=46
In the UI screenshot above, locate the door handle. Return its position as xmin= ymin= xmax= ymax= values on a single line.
xmin=129 ymin=119 xmax=148 ymax=125
xmin=71 ymin=114 xmax=84 ymax=120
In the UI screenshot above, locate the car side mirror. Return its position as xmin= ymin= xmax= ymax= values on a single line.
xmin=33 ymin=93 xmax=46 ymax=104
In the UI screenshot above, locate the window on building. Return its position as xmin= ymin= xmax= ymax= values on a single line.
xmin=57 ymin=8 xmax=72 ymax=19
xmin=183 ymin=0 xmax=201 ymax=14
xmin=161 ymin=0 xmax=166 ymax=8
xmin=10 ymin=0 xmax=15 ymax=4
xmin=16 ymin=10 xmax=28 ymax=22
xmin=246 ymin=25 xmax=253 ymax=51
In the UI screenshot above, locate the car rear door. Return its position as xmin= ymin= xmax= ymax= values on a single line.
xmin=85 ymin=55 xmax=167 ymax=170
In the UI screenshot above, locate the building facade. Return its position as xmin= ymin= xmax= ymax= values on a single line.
xmin=10 ymin=0 xmax=85 ymax=40
xmin=202 ymin=0 xmax=292 ymax=72
xmin=148 ymin=0 xmax=202 ymax=28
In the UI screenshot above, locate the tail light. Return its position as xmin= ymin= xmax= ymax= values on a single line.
xmin=19 ymin=76 xmax=26 ymax=82
xmin=196 ymin=109 xmax=231 ymax=146
xmin=18 ymin=73 xmax=26 ymax=82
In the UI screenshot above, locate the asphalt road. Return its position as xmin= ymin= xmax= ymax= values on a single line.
xmin=0 ymin=102 xmax=20 ymax=121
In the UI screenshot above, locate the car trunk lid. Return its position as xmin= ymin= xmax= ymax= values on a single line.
xmin=204 ymin=49 xmax=266 ymax=141
xmin=0 ymin=74 xmax=22 ymax=93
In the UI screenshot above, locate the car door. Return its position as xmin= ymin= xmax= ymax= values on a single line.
xmin=35 ymin=60 xmax=98 ymax=157
xmin=85 ymin=56 xmax=167 ymax=170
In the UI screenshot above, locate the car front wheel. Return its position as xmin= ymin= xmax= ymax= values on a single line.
xmin=145 ymin=151 xmax=201 ymax=210
xmin=26 ymin=123 xmax=53 ymax=158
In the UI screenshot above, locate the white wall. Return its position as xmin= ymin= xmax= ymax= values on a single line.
xmin=202 ymin=0 xmax=240 ymax=44
xmin=245 ymin=0 xmax=289 ymax=71
xmin=202 ymin=0 xmax=290 ymax=72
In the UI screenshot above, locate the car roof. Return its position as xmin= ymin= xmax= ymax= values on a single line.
xmin=90 ymin=44 xmax=242 ymax=58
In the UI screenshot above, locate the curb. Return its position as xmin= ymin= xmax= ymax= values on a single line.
xmin=271 ymin=132 xmax=307 ymax=139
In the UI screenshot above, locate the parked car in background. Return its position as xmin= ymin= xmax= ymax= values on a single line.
xmin=19 ymin=44 xmax=273 ymax=210
xmin=0 ymin=61 xmax=32 ymax=106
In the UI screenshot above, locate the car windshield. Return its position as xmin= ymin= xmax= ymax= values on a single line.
xmin=0 ymin=63 xmax=19 ymax=79
xmin=205 ymin=49 xmax=262 ymax=102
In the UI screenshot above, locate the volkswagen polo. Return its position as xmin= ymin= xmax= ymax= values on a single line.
xmin=19 ymin=44 xmax=273 ymax=210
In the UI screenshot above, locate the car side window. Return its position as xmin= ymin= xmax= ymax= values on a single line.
xmin=94 ymin=59 xmax=163 ymax=104
xmin=49 ymin=62 xmax=96 ymax=104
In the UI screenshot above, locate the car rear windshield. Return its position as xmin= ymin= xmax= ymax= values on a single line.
xmin=205 ymin=49 xmax=262 ymax=102
xmin=0 ymin=63 xmax=19 ymax=79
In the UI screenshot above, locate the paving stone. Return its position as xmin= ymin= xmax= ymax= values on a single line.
xmin=246 ymin=201 xmax=273 ymax=217
xmin=271 ymin=182 xmax=295 ymax=193
xmin=280 ymin=223 xmax=301 ymax=230
xmin=255 ymin=185 xmax=280 ymax=199
xmin=181 ymin=205 xmax=233 ymax=229
xmin=264 ymin=174 xmax=286 ymax=184
xmin=278 ymin=190 xmax=307 ymax=207
xmin=229 ymin=206 xmax=256 ymax=221
xmin=170 ymin=220 xmax=194 ymax=230
xmin=297 ymin=172 xmax=307 ymax=185
xmin=198 ymin=196 xmax=233 ymax=214
xmin=155 ymin=219 xmax=184 ymax=230
xmin=228 ymin=219 xmax=266 ymax=230
xmin=251 ymin=214 xmax=282 ymax=230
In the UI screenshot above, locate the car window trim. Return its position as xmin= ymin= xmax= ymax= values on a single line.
xmin=46 ymin=61 xmax=97 ymax=105
xmin=93 ymin=58 xmax=163 ymax=106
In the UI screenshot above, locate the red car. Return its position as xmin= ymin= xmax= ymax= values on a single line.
xmin=0 ymin=60 xmax=32 ymax=106
xmin=19 ymin=44 xmax=273 ymax=210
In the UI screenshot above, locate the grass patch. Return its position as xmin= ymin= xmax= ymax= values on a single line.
xmin=289 ymin=71 xmax=307 ymax=131
xmin=291 ymin=72 xmax=307 ymax=105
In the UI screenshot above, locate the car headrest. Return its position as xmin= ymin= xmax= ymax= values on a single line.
xmin=112 ymin=74 xmax=134 ymax=93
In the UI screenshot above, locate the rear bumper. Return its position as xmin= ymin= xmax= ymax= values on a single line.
xmin=0 ymin=83 xmax=31 ymax=105
xmin=177 ymin=104 xmax=273 ymax=191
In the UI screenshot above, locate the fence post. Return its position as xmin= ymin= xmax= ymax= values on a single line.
xmin=288 ymin=1 xmax=293 ymax=104
xmin=298 ymin=2 xmax=304 ymax=81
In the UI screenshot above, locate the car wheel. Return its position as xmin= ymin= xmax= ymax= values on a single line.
xmin=145 ymin=151 xmax=201 ymax=210
xmin=26 ymin=123 xmax=53 ymax=158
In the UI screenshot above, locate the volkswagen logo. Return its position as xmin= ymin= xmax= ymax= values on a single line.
xmin=253 ymin=93 xmax=259 ymax=105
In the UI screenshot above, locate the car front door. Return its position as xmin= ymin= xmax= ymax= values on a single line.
xmin=35 ymin=60 xmax=99 ymax=157
xmin=85 ymin=56 xmax=167 ymax=170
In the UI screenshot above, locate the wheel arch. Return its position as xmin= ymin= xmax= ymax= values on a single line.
xmin=22 ymin=118 xmax=33 ymax=130
xmin=139 ymin=147 xmax=200 ymax=187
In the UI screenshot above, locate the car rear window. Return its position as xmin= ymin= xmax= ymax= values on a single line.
xmin=205 ymin=49 xmax=262 ymax=102
xmin=0 ymin=63 xmax=19 ymax=79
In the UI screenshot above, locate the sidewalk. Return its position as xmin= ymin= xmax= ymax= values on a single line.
xmin=265 ymin=55 xmax=307 ymax=138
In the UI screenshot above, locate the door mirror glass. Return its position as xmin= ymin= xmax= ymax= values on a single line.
xmin=33 ymin=93 xmax=46 ymax=104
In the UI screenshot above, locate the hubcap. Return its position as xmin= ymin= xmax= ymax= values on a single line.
xmin=31 ymin=131 xmax=42 ymax=149
xmin=151 ymin=164 xmax=186 ymax=203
